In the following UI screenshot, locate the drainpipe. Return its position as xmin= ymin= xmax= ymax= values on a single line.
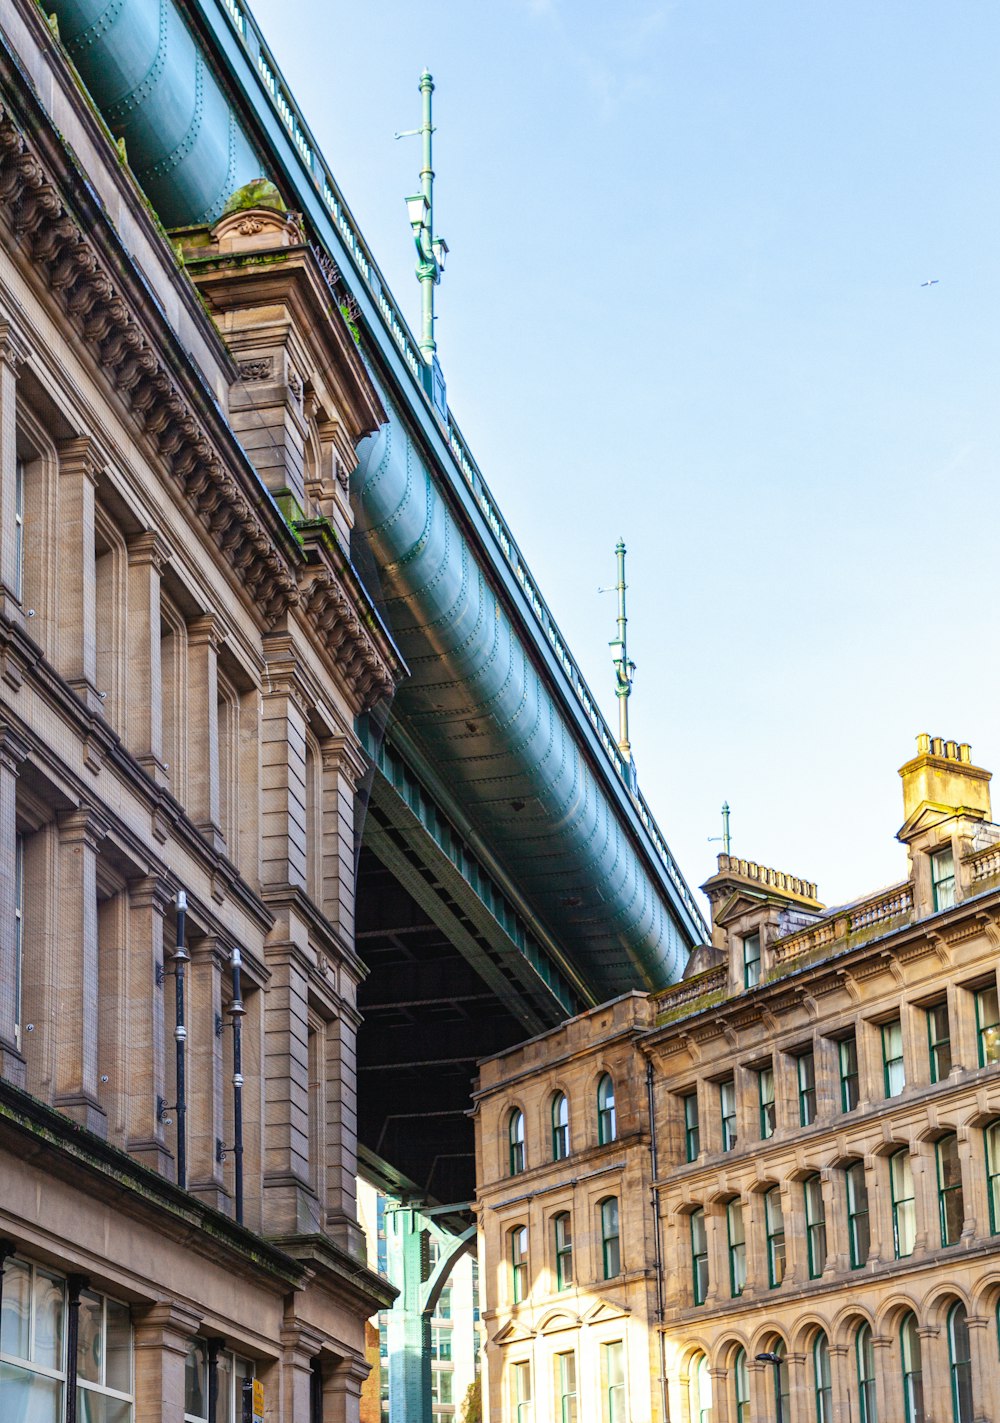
xmin=173 ymin=890 xmax=189 ymax=1190
xmin=65 ymin=1273 xmax=89 ymax=1423
xmin=646 ymin=1058 xmax=670 ymax=1423
xmin=207 ymin=1337 xmax=223 ymax=1423
xmin=230 ymin=947 xmax=245 ymax=1225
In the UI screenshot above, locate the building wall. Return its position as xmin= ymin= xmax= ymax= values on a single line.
xmin=0 ymin=2 xmax=399 ymax=1418
xmin=476 ymin=739 xmax=1000 ymax=1423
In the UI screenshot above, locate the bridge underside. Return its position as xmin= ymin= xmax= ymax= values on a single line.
xmin=356 ymin=846 xmax=531 ymax=1204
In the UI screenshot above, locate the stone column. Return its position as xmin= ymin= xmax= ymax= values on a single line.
xmin=124 ymin=876 xmax=172 ymax=1173
xmin=125 ymin=532 xmax=170 ymax=784
xmin=702 ymin=1203 xmax=724 ymax=1307
xmin=0 ymin=728 xmax=28 ymax=1086
xmin=319 ymin=733 xmax=365 ymax=942
xmin=872 ymin=1334 xmax=901 ymax=1423
xmin=262 ymin=945 xmax=316 ymax=1234
xmin=948 ymin=980 xmax=975 ymax=1074
xmin=919 ymin=1324 xmax=949 ymax=1423
xmin=827 ymin=1343 xmax=851 ymax=1423
xmin=912 ymin=1141 xmax=937 ymax=1255
xmin=55 ymin=437 xmax=102 ymax=712
xmin=133 ymin=1300 xmax=203 ymax=1423
xmin=968 ymin=1313 xmax=994 ymax=1423
xmin=187 ymin=935 xmax=227 ymax=1209
xmin=53 ymin=807 xmax=107 ymax=1133
xmin=855 ymin=1020 xmax=881 ymax=1110
xmin=186 ymin=615 xmax=224 ymax=850
xmin=260 ymin=652 xmax=309 ymax=891
xmin=279 ymin=1319 xmax=324 ymax=1423
xmin=0 ymin=318 xmax=30 ymax=626
xmin=323 ymin=1355 xmax=369 ymax=1423
xmin=862 ymin=1153 xmax=883 ymax=1265
xmin=323 ymin=1001 xmax=363 ymax=1256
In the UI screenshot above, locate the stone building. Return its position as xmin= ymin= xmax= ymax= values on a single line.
xmin=0 ymin=2 xmax=402 ymax=1418
xmin=475 ymin=735 xmax=1000 ymax=1423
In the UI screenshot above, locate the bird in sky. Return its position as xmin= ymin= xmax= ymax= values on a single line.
xmin=921 ymin=278 xmax=940 ymax=287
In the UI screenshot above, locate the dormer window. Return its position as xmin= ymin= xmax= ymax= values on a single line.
xmin=931 ymin=846 xmax=956 ymax=911
xmin=742 ymin=932 xmax=761 ymax=989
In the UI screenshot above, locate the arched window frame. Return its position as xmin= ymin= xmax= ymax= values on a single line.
xmin=846 ymin=1159 xmax=870 ymax=1268
xmin=856 ymin=1322 xmax=877 ymax=1423
xmin=891 ymin=1150 xmax=916 ymax=1258
xmin=600 ymin=1196 xmax=621 ymax=1280
xmin=813 ymin=1331 xmax=832 ymax=1423
xmin=985 ymin=1120 xmax=1000 ymax=1235
xmin=804 ymin=1173 xmax=826 ymax=1279
xmin=726 ymin=1199 xmax=746 ymax=1298
xmin=690 ymin=1208 xmax=708 ymax=1306
xmin=764 ymin=1186 xmax=785 ymax=1288
xmin=687 ymin=1352 xmax=711 ymax=1423
xmin=948 ymin=1302 xmax=973 ymax=1423
xmin=509 ymin=1225 xmax=528 ymax=1305
xmin=508 ymin=1108 xmax=525 ymax=1176
xmin=900 ymin=1310 xmax=924 ymax=1423
xmin=553 ymin=1212 xmax=573 ymax=1291
xmin=551 ymin=1092 xmax=570 ymax=1161
xmin=936 ymin=1133 xmax=964 ymax=1247
xmin=732 ymin=1347 xmax=749 ymax=1423
xmin=597 ymin=1074 xmax=617 ymax=1144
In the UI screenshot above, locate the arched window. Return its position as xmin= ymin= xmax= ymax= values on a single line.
xmin=813 ymin=1331 xmax=833 ymax=1423
xmin=768 ymin=1340 xmax=789 ymax=1422
xmin=510 ymin=1225 xmax=528 ymax=1304
xmin=857 ymin=1322 xmax=877 ymax=1423
xmin=553 ymin=1212 xmax=573 ymax=1291
xmin=732 ymin=1348 xmax=749 ymax=1423
xmin=948 ymin=1302 xmax=973 ymax=1423
xmin=900 ymin=1311 xmax=924 ymax=1423
xmin=804 ymin=1174 xmax=826 ymax=1278
xmin=597 ymin=1075 xmax=617 ymax=1144
xmin=891 ymin=1150 xmax=916 ymax=1258
xmin=937 ymin=1134 xmax=964 ymax=1247
xmin=764 ymin=1187 xmax=785 ymax=1288
xmin=985 ymin=1120 xmax=1000 ymax=1233
xmin=508 ymin=1109 xmax=525 ymax=1175
xmin=600 ymin=1197 xmax=621 ymax=1279
xmin=687 ymin=1352 xmax=711 ymax=1423
xmin=552 ymin=1092 xmax=570 ymax=1161
xmin=690 ymin=1208 xmax=708 ymax=1305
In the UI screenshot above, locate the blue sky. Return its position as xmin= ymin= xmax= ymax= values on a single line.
xmin=250 ymin=0 xmax=1000 ymax=911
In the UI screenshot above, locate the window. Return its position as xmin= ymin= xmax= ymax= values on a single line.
xmin=683 ymin=1092 xmax=700 ymax=1162
xmin=14 ymin=457 xmax=24 ymax=601
xmin=601 ymin=1341 xmax=626 ymax=1423
xmin=720 ymin=1078 xmax=737 ymax=1152
xmin=900 ymin=1312 xmax=924 ymax=1423
xmin=765 ymin=1186 xmax=785 ymax=1287
xmin=690 ymin=1208 xmax=708 ymax=1305
xmin=554 ymin=1212 xmax=573 ymax=1291
xmin=846 ymin=1160 xmax=870 ymax=1268
xmin=758 ymin=1066 xmax=775 ymax=1140
xmin=216 ymin=1351 xmax=254 ymax=1423
xmin=804 ymin=1174 xmax=826 ymax=1279
xmin=513 ymin=1360 xmax=532 ymax=1423
xmin=431 ymin=1370 xmax=453 ymax=1406
xmin=509 ymin=1109 xmax=525 ymax=1175
xmin=555 ymin=1352 xmax=577 ymax=1423
xmin=948 ymin=1303 xmax=973 ymax=1423
xmin=436 ymin=1285 xmax=452 ymax=1320
xmin=743 ymin=932 xmax=761 ymax=989
xmin=986 ymin=1121 xmax=1000 ymax=1233
xmin=931 ymin=846 xmax=956 ymax=911
xmin=879 ymin=1153 xmax=913 ymax=1262
xmin=597 ymin=1075 xmax=617 ymax=1144
xmin=976 ymin=986 xmax=1000 ymax=1067
xmin=937 ymin=1134 xmax=964 ymax=1246
xmin=510 ymin=1226 xmax=528 ymax=1304
xmin=185 ymin=1341 xmax=209 ymax=1422
xmin=839 ymin=1035 xmax=860 ymax=1112
xmin=552 ymin=1093 xmax=570 ymax=1160
xmin=733 ymin=1348 xmax=750 ymax=1423
xmin=727 ymin=1200 xmax=746 ymax=1298
xmin=798 ymin=1050 xmax=816 ymax=1126
xmin=14 ymin=831 xmax=23 ymax=1050
xmin=688 ymin=1352 xmax=710 ymax=1423
xmin=601 ymin=1197 xmax=621 ymax=1279
xmin=857 ymin=1323 xmax=878 ymax=1423
xmin=882 ymin=1019 xmax=906 ymax=1098
xmin=813 ymin=1332 xmax=833 ymax=1423
xmin=769 ymin=1340 xmax=790 ymax=1422
xmin=431 ymin=1327 xmax=451 ymax=1362
xmin=927 ymin=1002 xmax=952 ymax=1083
xmin=0 ymin=1257 xmax=67 ymax=1421
xmin=78 ymin=1287 xmax=132 ymax=1422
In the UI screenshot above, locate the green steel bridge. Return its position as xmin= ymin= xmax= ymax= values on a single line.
xmin=34 ymin=2 xmax=708 ymax=1407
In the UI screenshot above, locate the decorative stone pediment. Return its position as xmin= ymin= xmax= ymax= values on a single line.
xmin=492 ymin=1320 xmax=536 ymax=1347
xmin=213 ymin=205 xmax=304 ymax=253
xmin=580 ymin=1298 xmax=630 ymax=1325
xmin=538 ymin=1309 xmax=581 ymax=1335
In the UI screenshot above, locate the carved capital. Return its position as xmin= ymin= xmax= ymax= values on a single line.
xmin=0 ymin=723 xmax=30 ymax=775
xmin=56 ymin=805 xmax=108 ymax=851
xmin=128 ymin=875 xmax=173 ymax=916
xmin=126 ymin=529 xmax=173 ymax=572
xmin=56 ymin=435 xmax=103 ymax=485
xmin=0 ymin=318 xmax=31 ymax=372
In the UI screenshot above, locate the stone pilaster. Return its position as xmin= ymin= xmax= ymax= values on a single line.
xmin=260 ymin=647 xmax=309 ymax=891
xmin=319 ymin=733 xmax=365 ymax=941
xmin=323 ymin=1004 xmax=363 ymax=1256
xmin=125 ymin=876 xmax=172 ymax=1174
xmin=186 ymin=615 xmax=224 ymax=850
xmin=133 ymin=1300 xmax=203 ymax=1423
xmin=0 ymin=726 xmax=28 ymax=1086
xmin=262 ymin=944 xmax=317 ymax=1234
xmin=279 ymin=1318 xmax=325 ymax=1423
xmin=55 ymin=437 xmax=102 ymax=712
xmin=0 ymin=317 xmax=30 ymax=626
xmin=322 ymin=1354 xmax=369 ymax=1423
xmin=53 ymin=807 xmax=107 ymax=1133
xmin=187 ymin=936 xmax=227 ymax=1209
xmin=126 ymin=532 xmax=171 ymax=784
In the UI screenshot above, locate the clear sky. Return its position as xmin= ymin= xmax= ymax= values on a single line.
xmin=249 ymin=0 xmax=1000 ymax=915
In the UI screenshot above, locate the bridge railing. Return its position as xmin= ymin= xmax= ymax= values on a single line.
xmin=213 ymin=0 xmax=708 ymax=940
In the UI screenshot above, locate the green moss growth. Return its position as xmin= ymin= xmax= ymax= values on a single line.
xmin=222 ymin=178 xmax=286 ymax=216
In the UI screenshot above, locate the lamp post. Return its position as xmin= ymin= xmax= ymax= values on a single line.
xmin=400 ymin=71 xmax=447 ymax=364
xmin=756 ymin=1352 xmax=784 ymax=1423
xmin=609 ymin=538 xmax=636 ymax=759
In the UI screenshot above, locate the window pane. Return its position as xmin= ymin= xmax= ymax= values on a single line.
xmin=77 ymin=1291 xmax=104 ymax=1385
xmin=0 ymin=1360 xmax=62 ymax=1423
xmin=1 ymin=1258 xmax=31 ymax=1361
xmin=78 ymin=1393 xmax=132 ymax=1423
xmin=104 ymin=1301 xmax=131 ymax=1396
xmin=978 ymin=988 xmax=1000 ymax=1065
xmin=185 ymin=1342 xmax=208 ymax=1420
xmin=33 ymin=1270 xmax=65 ymax=1372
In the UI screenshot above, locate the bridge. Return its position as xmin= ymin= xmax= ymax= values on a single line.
xmin=39 ymin=0 xmax=707 ymax=1407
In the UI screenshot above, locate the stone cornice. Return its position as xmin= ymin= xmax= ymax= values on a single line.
xmin=0 ymin=93 xmax=299 ymax=625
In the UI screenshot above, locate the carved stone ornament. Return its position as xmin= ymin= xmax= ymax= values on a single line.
xmin=237 ymin=217 xmax=264 ymax=236
xmin=0 ymin=103 xmax=298 ymax=625
xmin=238 ymin=357 xmax=273 ymax=382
